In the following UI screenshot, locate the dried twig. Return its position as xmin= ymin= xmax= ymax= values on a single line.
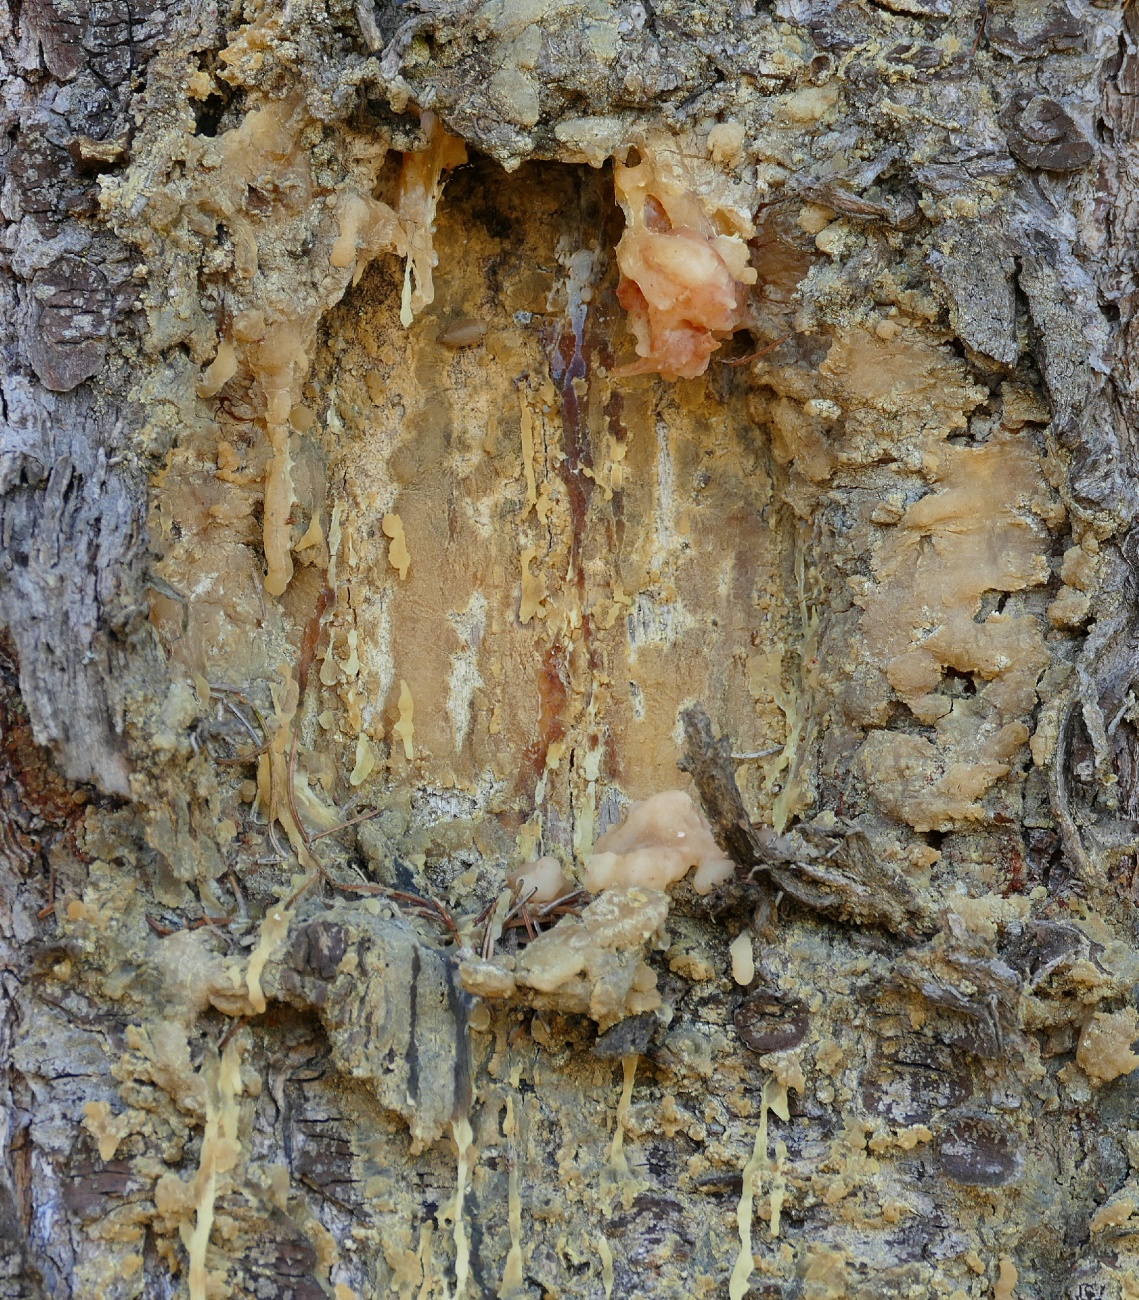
xmin=221 ymin=695 xmax=263 ymax=746
xmin=209 ymin=696 xmax=271 ymax=765
xmin=36 ymin=859 xmax=56 ymax=920
xmin=215 ymin=743 xmax=271 ymax=767
xmin=388 ymin=889 xmax=461 ymax=941
xmin=329 ymin=880 xmax=462 ymax=942
xmin=520 ymin=902 xmax=537 ymax=941
xmin=283 ymin=869 xmax=322 ymax=911
xmin=297 ymin=581 xmax=334 ymax=698
xmin=218 ymin=1016 xmax=245 ymax=1050
xmin=145 ymin=912 xmax=234 ymax=937
xmin=309 ymin=807 xmax=384 ymax=842
xmin=679 ymin=702 xmax=932 ymax=937
xmin=266 ymin=820 xmax=287 ymax=860
xmin=717 ymin=333 xmax=792 ymax=367
xmin=286 ymin=728 xmax=311 ymax=851
xmin=538 ymin=889 xmax=588 ymax=916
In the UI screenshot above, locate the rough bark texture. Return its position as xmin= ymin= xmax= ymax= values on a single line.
xmin=3 ymin=0 xmax=1139 ymax=1298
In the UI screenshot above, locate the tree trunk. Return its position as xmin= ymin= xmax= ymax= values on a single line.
xmin=2 ymin=0 xmax=1137 ymax=1297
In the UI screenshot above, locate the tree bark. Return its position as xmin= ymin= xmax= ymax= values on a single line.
xmin=2 ymin=1 xmax=1138 ymax=1297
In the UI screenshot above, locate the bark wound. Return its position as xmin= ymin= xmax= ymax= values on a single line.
xmin=4 ymin=0 xmax=1138 ymax=1293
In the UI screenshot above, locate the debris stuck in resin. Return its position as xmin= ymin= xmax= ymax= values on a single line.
xmin=584 ymin=790 xmax=734 ymax=895
xmin=612 ymin=135 xmax=756 ymax=380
